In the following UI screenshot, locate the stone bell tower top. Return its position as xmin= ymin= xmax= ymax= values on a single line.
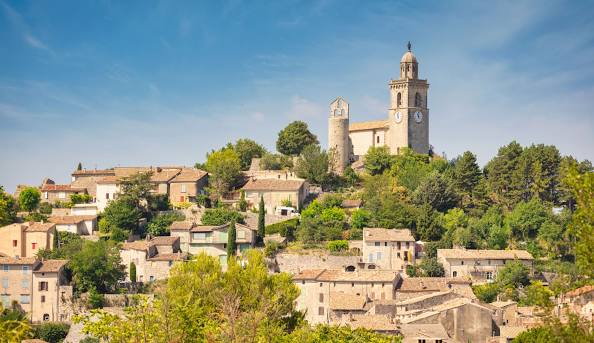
xmin=400 ymin=41 xmax=419 ymax=80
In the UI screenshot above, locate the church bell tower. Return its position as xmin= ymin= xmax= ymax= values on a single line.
xmin=386 ymin=42 xmax=430 ymax=154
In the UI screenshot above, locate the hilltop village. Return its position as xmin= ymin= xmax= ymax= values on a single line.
xmin=1 ymin=46 xmax=593 ymax=343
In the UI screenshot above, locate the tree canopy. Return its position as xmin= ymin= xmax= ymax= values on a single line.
xmin=276 ymin=121 xmax=318 ymax=156
xmin=18 ymin=187 xmax=41 ymax=212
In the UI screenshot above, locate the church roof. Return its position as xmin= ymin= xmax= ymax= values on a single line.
xmin=401 ymin=50 xmax=417 ymax=63
xmin=349 ymin=120 xmax=388 ymax=132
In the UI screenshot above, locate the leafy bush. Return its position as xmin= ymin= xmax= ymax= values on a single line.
xmin=70 ymin=193 xmax=92 ymax=205
xmin=265 ymin=218 xmax=298 ymax=238
xmin=264 ymin=241 xmax=281 ymax=258
xmin=87 ymin=288 xmax=104 ymax=309
xmin=281 ymin=199 xmax=293 ymax=207
xmin=200 ymin=207 xmax=244 ymax=225
xmin=23 ymin=212 xmax=48 ymax=222
xmin=327 ymin=240 xmax=349 ymax=252
xmin=472 ymin=283 xmax=500 ymax=303
xmin=147 ymin=212 xmax=185 ymax=236
xmin=34 ymin=322 xmax=70 ymax=343
xmin=80 ymin=337 xmax=100 ymax=343
xmin=39 ymin=202 xmax=53 ymax=215
xmin=350 ymin=209 xmax=371 ymax=229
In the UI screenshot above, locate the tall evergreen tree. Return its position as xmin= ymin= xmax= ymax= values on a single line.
xmin=53 ymin=230 xmax=60 ymax=249
xmin=258 ymin=196 xmax=265 ymax=245
xmin=77 ymin=162 xmax=83 ymax=171
xmin=129 ymin=262 xmax=136 ymax=283
xmin=452 ymin=151 xmax=482 ymax=195
xmin=227 ymin=220 xmax=237 ymax=258
xmin=484 ymin=141 xmax=523 ymax=208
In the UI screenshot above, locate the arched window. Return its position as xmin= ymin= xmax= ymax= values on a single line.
xmin=345 ymin=265 xmax=356 ymax=272
xmin=453 ymin=271 xmax=458 ymax=277
xmin=397 ymin=92 xmax=402 ymax=107
xmin=43 ymin=313 xmax=50 ymax=321
xmin=415 ymin=92 xmax=422 ymax=107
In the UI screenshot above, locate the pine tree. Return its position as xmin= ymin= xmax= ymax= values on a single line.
xmin=129 ymin=262 xmax=136 ymax=283
xmin=77 ymin=162 xmax=82 ymax=171
xmin=227 ymin=220 xmax=237 ymax=258
xmin=257 ymin=196 xmax=265 ymax=245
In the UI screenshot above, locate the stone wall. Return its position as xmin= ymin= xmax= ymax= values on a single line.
xmin=275 ymin=253 xmax=360 ymax=274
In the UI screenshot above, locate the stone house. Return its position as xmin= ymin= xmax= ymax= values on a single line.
xmin=170 ymin=222 xmax=256 ymax=264
xmin=71 ymin=169 xmax=116 ymax=199
xmin=120 ymin=236 xmax=187 ymax=283
xmin=394 ymin=277 xmax=475 ymax=301
xmin=437 ymin=249 xmax=534 ymax=282
xmin=241 ymin=178 xmax=307 ymax=213
xmin=292 ymin=268 xmax=400 ymax=324
xmin=40 ymin=180 xmax=86 ymax=205
xmin=48 ymin=215 xmax=97 ymax=235
xmin=168 ymin=168 xmax=208 ymax=204
xmin=0 ymin=257 xmax=71 ymax=323
xmin=0 ymin=222 xmax=57 ymax=258
xmin=361 ymin=228 xmax=416 ymax=270
xmin=557 ymin=285 xmax=594 ymax=322
xmin=399 ymin=323 xmax=450 ymax=343
xmin=338 ymin=314 xmax=399 ymax=334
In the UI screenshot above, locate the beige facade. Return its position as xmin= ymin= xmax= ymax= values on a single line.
xmin=171 ymin=222 xmax=256 ymax=264
xmin=327 ymin=43 xmax=430 ymax=174
xmin=71 ymin=169 xmax=116 ymax=198
xmin=361 ymin=228 xmax=416 ymax=271
xmin=40 ymin=180 xmax=86 ymax=205
xmin=293 ymin=269 xmax=400 ymax=324
xmin=120 ymin=236 xmax=186 ymax=283
xmin=242 ymin=178 xmax=307 ymax=213
xmin=48 ymin=215 xmax=97 ymax=235
xmin=437 ymin=249 xmax=534 ymax=282
xmin=168 ymin=168 xmax=208 ymax=204
xmin=0 ymin=223 xmax=57 ymax=258
xmin=0 ymin=257 xmax=70 ymax=323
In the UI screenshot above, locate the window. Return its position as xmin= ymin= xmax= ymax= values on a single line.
xmin=39 ymin=281 xmax=48 ymax=291
xmin=486 ymin=271 xmax=493 ymax=280
xmin=2 ymin=265 xmax=7 ymax=272
xmin=12 ymin=240 xmax=17 ymax=247
xmin=404 ymin=253 xmax=408 ymax=262
xmin=406 ymin=242 xmax=410 ymax=249
xmin=384 ymin=242 xmax=387 ymax=247
xmin=397 ymin=252 xmax=401 ymax=258
xmin=1 ymin=278 xmax=8 ymax=288
xmin=43 ymin=313 xmax=50 ymax=321
xmin=351 ymin=282 xmax=354 ymax=287
xmin=415 ymin=92 xmax=422 ymax=107
xmin=417 ymin=339 xmax=426 ymax=343
xmin=397 ymin=242 xmax=401 ymax=249
xmin=168 ymin=261 xmax=173 ymax=267
xmin=397 ymin=92 xmax=402 ymax=107
xmin=22 ymin=266 xmax=29 ymax=274
xmin=22 ymin=280 xmax=29 ymax=289
xmin=20 ymin=295 xmax=30 ymax=304
xmin=319 ymin=283 xmax=323 ymax=287
xmin=106 ymin=193 xmax=110 ymax=200
xmin=181 ymin=184 xmax=187 ymax=193
xmin=436 ymin=340 xmax=443 ymax=343
xmin=461 ymin=261 xmax=464 ymax=265
xmin=41 ymin=295 xmax=46 ymax=303
xmin=374 ymin=242 xmax=380 ymax=247
xmin=150 ymin=276 xmax=155 ymax=282
xmin=318 ymin=307 xmax=324 ymax=316
xmin=32 ymin=243 xmax=37 ymax=250
xmin=319 ymin=293 xmax=324 ymax=302
xmin=376 ymin=252 xmax=382 ymax=260
xmin=376 ymin=136 xmax=380 ymax=144
xmin=453 ymin=271 xmax=458 ymax=277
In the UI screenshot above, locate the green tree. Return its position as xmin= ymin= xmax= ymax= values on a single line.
xmin=227 ymin=220 xmax=237 ymax=257
xmin=200 ymin=207 xmax=244 ymax=226
xmin=18 ymin=187 xmax=41 ymax=212
xmin=487 ymin=225 xmax=510 ymax=249
xmin=564 ymin=165 xmax=594 ymax=278
xmin=364 ymin=146 xmax=394 ymax=175
xmin=294 ymin=144 xmax=331 ymax=185
xmin=276 ymin=121 xmax=318 ymax=156
xmin=484 ymin=141 xmax=523 ymax=208
xmin=289 ymin=324 xmax=395 ymax=342
xmin=419 ymin=257 xmax=445 ymax=277
xmin=118 ymin=172 xmax=154 ymax=211
xmin=231 ymin=138 xmax=266 ymax=170
xmin=497 ymin=260 xmax=530 ymax=290
xmin=129 ymin=262 xmax=136 ymax=283
xmin=411 ymin=172 xmax=459 ymax=212
xmin=513 ymin=314 xmax=594 ymax=343
xmin=146 ymin=212 xmax=185 ymax=237
xmin=205 ymin=148 xmax=242 ymax=200
xmin=390 ymin=148 xmax=433 ymax=191
xmin=259 ymin=153 xmax=293 ymax=170
xmin=70 ymin=193 xmax=92 ymax=205
xmin=77 ymin=162 xmax=83 ymax=171
xmin=69 ymin=240 xmax=125 ymax=293
xmin=505 ymin=198 xmax=549 ymax=240
xmin=519 ymin=281 xmax=554 ymax=310
xmin=257 ymin=196 xmax=265 ymax=245
xmin=415 ymin=204 xmax=444 ymax=241
xmin=451 ymin=151 xmax=482 ymax=195
xmin=238 ymin=191 xmax=248 ymax=212
xmin=0 ymin=186 xmax=17 ymax=226
xmin=0 ymin=303 xmax=33 ymax=342
xmin=350 ymin=209 xmax=371 ymax=229
xmin=100 ymin=199 xmax=141 ymax=237
xmin=327 ymin=240 xmax=349 ymax=252
xmin=472 ymin=283 xmax=500 ymax=303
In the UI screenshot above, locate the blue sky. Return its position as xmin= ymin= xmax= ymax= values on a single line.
xmin=1 ymin=0 xmax=593 ymax=192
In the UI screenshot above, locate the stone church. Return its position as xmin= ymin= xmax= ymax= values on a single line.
xmin=328 ymin=42 xmax=430 ymax=174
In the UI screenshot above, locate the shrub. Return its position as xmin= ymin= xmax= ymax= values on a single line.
xmin=281 ymin=199 xmax=293 ymax=207
xmin=200 ymin=208 xmax=244 ymax=226
xmin=87 ymin=288 xmax=104 ymax=309
xmin=39 ymin=202 xmax=53 ymax=215
xmin=327 ymin=240 xmax=349 ymax=252
xmin=80 ymin=337 xmax=100 ymax=343
xmin=472 ymin=283 xmax=500 ymax=303
xmin=264 ymin=241 xmax=281 ymax=258
xmin=265 ymin=218 xmax=298 ymax=238
xmin=147 ymin=212 xmax=185 ymax=237
xmin=34 ymin=322 xmax=70 ymax=343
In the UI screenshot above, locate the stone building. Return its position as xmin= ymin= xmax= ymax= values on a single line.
xmin=361 ymin=228 xmax=416 ymax=271
xmin=40 ymin=179 xmax=86 ymax=205
xmin=120 ymin=236 xmax=187 ymax=282
xmin=0 ymin=257 xmax=71 ymax=323
xmin=437 ymin=249 xmax=534 ymax=282
xmin=48 ymin=215 xmax=97 ymax=235
xmin=241 ymin=178 xmax=307 ymax=213
xmin=328 ymin=42 xmax=430 ymax=173
xmin=0 ymin=222 xmax=57 ymax=258
xmin=168 ymin=168 xmax=208 ymax=204
xmin=170 ymin=222 xmax=257 ymax=264
xmin=292 ymin=268 xmax=400 ymax=324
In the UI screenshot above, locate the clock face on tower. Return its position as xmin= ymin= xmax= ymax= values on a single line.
xmin=414 ymin=111 xmax=423 ymax=123
xmin=394 ymin=111 xmax=402 ymax=123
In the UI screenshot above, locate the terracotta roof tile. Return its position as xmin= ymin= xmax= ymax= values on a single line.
xmin=34 ymin=259 xmax=68 ymax=273
xmin=71 ymin=169 xmax=115 ymax=176
xmin=40 ymin=184 xmax=86 ymax=192
xmin=151 ymin=236 xmax=179 ymax=246
xmin=171 ymin=168 xmax=208 ymax=182
xmin=0 ymin=256 xmax=37 ymax=265
xmin=349 ymin=120 xmax=388 ymax=132
xmin=147 ymin=252 xmax=187 ymax=261
xmin=49 ymin=215 xmax=97 ymax=225
xmin=363 ymin=228 xmax=415 ymax=242
xmin=25 ymin=222 xmax=56 ymax=232
xmin=122 ymin=240 xmax=152 ymax=251
xmin=437 ymin=249 xmax=534 ymax=260
xmin=565 ymin=285 xmax=594 ymax=298
xmin=242 ymin=178 xmax=305 ymax=192
xmin=170 ymin=221 xmax=196 ymax=231
xmin=329 ymin=292 xmax=367 ymax=310
xmin=397 ymin=277 xmax=470 ymax=292
xmin=293 ymin=269 xmax=326 ymax=280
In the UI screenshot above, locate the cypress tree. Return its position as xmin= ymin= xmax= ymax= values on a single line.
xmin=227 ymin=220 xmax=237 ymax=258
xmin=258 ymin=196 xmax=265 ymax=245
xmin=77 ymin=162 xmax=82 ymax=171
xmin=129 ymin=262 xmax=137 ymax=283
xmin=52 ymin=230 xmax=60 ymax=249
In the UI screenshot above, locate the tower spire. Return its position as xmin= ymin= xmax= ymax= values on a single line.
xmin=407 ymin=41 xmax=411 ymax=51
